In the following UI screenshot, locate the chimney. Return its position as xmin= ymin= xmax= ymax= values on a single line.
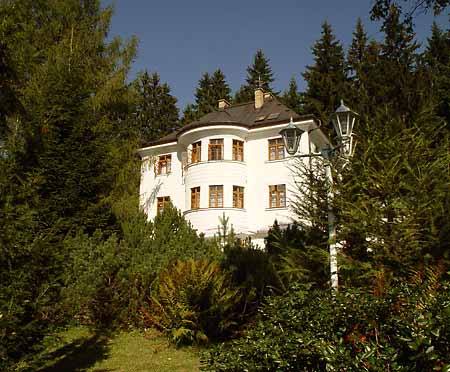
xmin=218 ymin=99 xmax=231 ymax=110
xmin=255 ymin=88 xmax=264 ymax=109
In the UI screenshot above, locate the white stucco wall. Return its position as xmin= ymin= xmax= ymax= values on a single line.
xmin=138 ymin=119 xmax=326 ymax=243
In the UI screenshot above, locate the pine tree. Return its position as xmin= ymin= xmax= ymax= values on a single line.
xmin=281 ymin=77 xmax=304 ymax=114
xmin=347 ymin=18 xmax=368 ymax=91
xmin=133 ymin=70 xmax=179 ymax=143
xmin=302 ymin=22 xmax=347 ymax=134
xmin=181 ymin=103 xmax=199 ymax=125
xmin=181 ymin=69 xmax=231 ymax=125
xmin=211 ymin=69 xmax=231 ymax=103
xmin=0 ymin=0 xmax=137 ymax=367
xmin=379 ymin=5 xmax=421 ymax=119
xmin=234 ymin=49 xmax=275 ymax=103
xmin=424 ymin=22 xmax=450 ymax=124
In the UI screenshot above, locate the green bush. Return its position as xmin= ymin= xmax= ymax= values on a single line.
xmin=143 ymin=259 xmax=241 ymax=345
xmin=222 ymin=241 xmax=279 ymax=314
xmin=62 ymin=204 xmax=219 ymax=327
xmin=203 ymin=278 xmax=450 ymax=372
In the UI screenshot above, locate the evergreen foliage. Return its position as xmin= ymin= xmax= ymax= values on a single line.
xmin=132 ymin=70 xmax=179 ymax=144
xmin=424 ymin=23 xmax=450 ymax=125
xmin=204 ymin=277 xmax=450 ymax=371
xmin=0 ymin=0 xmax=137 ymax=368
xmin=302 ymin=22 xmax=347 ymax=134
xmin=281 ymin=77 xmax=304 ymax=114
xmin=181 ymin=69 xmax=231 ymax=124
xmin=234 ymin=49 xmax=275 ymax=103
xmin=143 ymin=258 xmax=241 ymax=345
xmin=63 ymin=203 xmax=219 ymax=327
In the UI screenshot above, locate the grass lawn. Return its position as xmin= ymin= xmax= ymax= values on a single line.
xmin=35 ymin=326 xmax=202 ymax=372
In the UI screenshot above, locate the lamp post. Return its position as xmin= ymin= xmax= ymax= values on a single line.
xmin=280 ymin=100 xmax=358 ymax=291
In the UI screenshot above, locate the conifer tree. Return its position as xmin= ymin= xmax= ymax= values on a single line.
xmin=211 ymin=69 xmax=231 ymax=103
xmin=181 ymin=103 xmax=199 ymax=125
xmin=424 ymin=22 xmax=450 ymax=124
xmin=281 ymin=77 xmax=304 ymax=114
xmin=0 ymin=0 xmax=137 ymax=367
xmin=347 ymin=18 xmax=368 ymax=91
xmin=302 ymin=22 xmax=347 ymax=133
xmin=181 ymin=69 xmax=231 ymax=125
xmin=133 ymin=70 xmax=179 ymax=143
xmin=234 ymin=49 xmax=275 ymax=103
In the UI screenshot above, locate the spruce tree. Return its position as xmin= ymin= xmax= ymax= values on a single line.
xmin=0 ymin=0 xmax=137 ymax=367
xmin=281 ymin=77 xmax=304 ymax=114
xmin=211 ymin=69 xmax=231 ymax=103
xmin=133 ymin=70 xmax=179 ymax=143
xmin=234 ymin=49 xmax=275 ymax=103
xmin=424 ymin=22 xmax=450 ymax=124
xmin=181 ymin=69 xmax=231 ymax=125
xmin=302 ymin=22 xmax=347 ymax=133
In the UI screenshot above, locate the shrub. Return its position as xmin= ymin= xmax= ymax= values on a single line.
xmin=62 ymin=204 xmax=219 ymax=327
xmin=142 ymin=259 xmax=241 ymax=345
xmin=222 ymin=241 xmax=279 ymax=314
xmin=203 ymin=278 xmax=450 ymax=372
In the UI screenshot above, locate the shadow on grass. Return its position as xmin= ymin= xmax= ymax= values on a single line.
xmin=38 ymin=329 xmax=113 ymax=372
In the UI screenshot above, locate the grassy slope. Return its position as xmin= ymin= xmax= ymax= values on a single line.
xmin=36 ymin=326 xmax=201 ymax=372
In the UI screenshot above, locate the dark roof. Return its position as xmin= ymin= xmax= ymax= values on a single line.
xmin=143 ymin=97 xmax=317 ymax=147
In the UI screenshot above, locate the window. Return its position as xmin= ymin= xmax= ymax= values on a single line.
xmin=208 ymin=139 xmax=223 ymax=161
xmin=156 ymin=154 xmax=171 ymax=175
xmin=233 ymin=186 xmax=244 ymax=209
xmin=157 ymin=196 xmax=171 ymax=213
xmin=191 ymin=187 xmax=200 ymax=209
xmin=268 ymin=138 xmax=284 ymax=160
xmin=209 ymin=185 xmax=223 ymax=208
xmin=191 ymin=141 xmax=201 ymax=163
xmin=232 ymin=140 xmax=244 ymax=161
xmin=269 ymin=184 xmax=286 ymax=208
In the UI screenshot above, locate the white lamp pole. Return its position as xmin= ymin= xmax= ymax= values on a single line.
xmin=280 ymin=101 xmax=358 ymax=292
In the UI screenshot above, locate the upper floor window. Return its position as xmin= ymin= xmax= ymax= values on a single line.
xmin=156 ymin=154 xmax=171 ymax=175
xmin=233 ymin=186 xmax=244 ymax=209
xmin=269 ymin=184 xmax=286 ymax=208
xmin=268 ymin=138 xmax=284 ymax=161
xmin=157 ymin=196 xmax=171 ymax=213
xmin=191 ymin=186 xmax=200 ymax=209
xmin=208 ymin=139 xmax=223 ymax=161
xmin=191 ymin=141 xmax=201 ymax=163
xmin=232 ymin=140 xmax=244 ymax=161
xmin=209 ymin=185 xmax=223 ymax=208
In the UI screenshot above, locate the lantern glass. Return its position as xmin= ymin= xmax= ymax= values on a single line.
xmin=331 ymin=100 xmax=358 ymax=140
xmin=280 ymin=120 xmax=304 ymax=155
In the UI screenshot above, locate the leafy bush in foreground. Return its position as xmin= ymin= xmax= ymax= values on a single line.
xmin=62 ymin=205 xmax=218 ymax=327
xmin=203 ymin=278 xmax=450 ymax=372
xmin=143 ymin=259 xmax=241 ymax=345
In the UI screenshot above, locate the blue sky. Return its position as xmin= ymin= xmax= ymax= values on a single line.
xmin=104 ymin=0 xmax=448 ymax=110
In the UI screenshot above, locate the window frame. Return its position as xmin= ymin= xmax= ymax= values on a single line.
xmin=233 ymin=186 xmax=244 ymax=209
xmin=208 ymin=139 xmax=224 ymax=161
xmin=269 ymin=184 xmax=286 ymax=208
xmin=191 ymin=141 xmax=201 ymax=163
xmin=157 ymin=196 xmax=171 ymax=213
xmin=209 ymin=185 xmax=224 ymax=208
xmin=268 ymin=138 xmax=285 ymax=161
xmin=232 ymin=139 xmax=244 ymax=161
xmin=156 ymin=154 xmax=172 ymax=175
xmin=191 ymin=186 xmax=200 ymax=209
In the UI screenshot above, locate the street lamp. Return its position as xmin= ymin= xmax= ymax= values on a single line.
xmin=280 ymin=100 xmax=358 ymax=291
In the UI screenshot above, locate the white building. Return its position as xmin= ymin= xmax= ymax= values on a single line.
xmin=138 ymin=89 xmax=329 ymax=246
